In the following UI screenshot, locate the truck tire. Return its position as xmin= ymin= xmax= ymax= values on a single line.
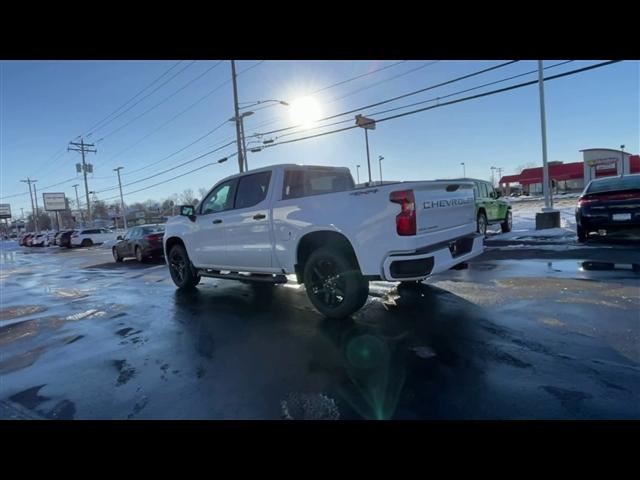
xmin=168 ymin=244 xmax=201 ymax=290
xmin=477 ymin=211 xmax=488 ymax=237
xmin=303 ymin=247 xmax=369 ymax=319
xmin=501 ymin=210 xmax=512 ymax=233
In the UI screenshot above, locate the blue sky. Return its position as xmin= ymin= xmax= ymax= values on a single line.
xmin=1 ymin=60 xmax=638 ymax=215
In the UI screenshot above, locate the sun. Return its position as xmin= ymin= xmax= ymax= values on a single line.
xmin=289 ymin=96 xmax=322 ymax=129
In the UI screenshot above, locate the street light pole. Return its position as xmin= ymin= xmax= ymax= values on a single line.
xmin=538 ymin=60 xmax=552 ymax=210
xmin=461 ymin=162 xmax=466 ymax=177
xmin=356 ymin=165 xmax=361 ymax=184
xmin=620 ymin=144 xmax=625 ymax=177
xmin=230 ymin=60 xmax=245 ymax=174
xmin=378 ymin=156 xmax=384 ymax=185
xmin=114 ymin=167 xmax=127 ymax=230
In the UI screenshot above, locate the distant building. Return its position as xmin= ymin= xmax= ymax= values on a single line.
xmin=499 ymin=148 xmax=639 ymax=195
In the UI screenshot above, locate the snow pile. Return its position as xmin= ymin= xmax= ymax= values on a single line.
xmin=489 ymin=198 xmax=578 ymax=242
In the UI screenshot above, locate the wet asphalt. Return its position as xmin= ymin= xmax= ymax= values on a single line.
xmin=0 ymin=240 xmax=638 ymax=420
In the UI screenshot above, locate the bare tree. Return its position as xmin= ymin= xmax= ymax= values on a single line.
xmin=180 ymin=188 xmax=199 ymax=206
xmin=198 ymin=187 xmax=209 ymax=199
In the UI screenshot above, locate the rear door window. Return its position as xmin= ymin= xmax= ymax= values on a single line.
xmin=282 ymin=168 xmax=354 ymax=200
xmin=235 ymin=171 xmax=272 ymax=209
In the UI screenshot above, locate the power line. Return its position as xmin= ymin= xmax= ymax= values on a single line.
xmin=259 ymin=60 xmax=620 ymax=150
xmin=327 ymin=61 xmax=440 ymax=104
xmin=86 ymin=61 xmax=197 ymax=138
xmin=102 ymin=86 xmax=233 ymax=167
xmin=95 ymin=141 xmax=236 ymax=194
xmin=249 ymin=60 xmax=410 ymax=114
xmin=100 ymin=152 xmax=237 ymax=202
xmin=1 ymin=176 xmax=79 ymax=200
xmin=97 ymin=61 xmax=224 ymax=142
xmin=92 ymin=122 xmax=233 ymax=185
xmin=81 ymin=61 xmax=184 ymax=137
xmin=257 ymin=61 xmax=519 ymax=137
xmin=22 ymin=62 xmax=192 ymax=185
xmin=272 ymin=61 xmax=575 ymax=141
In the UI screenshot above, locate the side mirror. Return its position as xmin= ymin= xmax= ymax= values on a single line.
xmin=116 ymin=235 xmax=123 ymax=240
xmin=179 ymin=205 xmax=196 ymax=221
xmin=495 ymin=191 xmax=502 ymax=198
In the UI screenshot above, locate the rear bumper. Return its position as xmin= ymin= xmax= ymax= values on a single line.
xmin=381 ymin=233 xmax=484 ymax=281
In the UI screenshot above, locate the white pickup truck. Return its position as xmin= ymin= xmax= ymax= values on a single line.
xmin=164 ymin=164 xmax=483 ymax=318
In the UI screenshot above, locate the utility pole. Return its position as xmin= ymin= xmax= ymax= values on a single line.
xmin=461 ymin=162 xmax=466 ymax=177
xmin=378 ymin=156 xmax=384 ymax=185
xmin=113 ymin=167 xmax=127 ymax=230
xmin=71 ymin=184 xmax=83 ymax=225
xmin=230 ymin=61 xmax=245 ymax=173
xmin=33 ymin=182 xmax=40 ymax=226
xmin=68 ymin=138 xmax=97 ymax=224
xmin=356 ymin=165 xmax=361 ymax=184
xmin=620 ymin=145 xmax=625 ymax=177
xmin=20 ymin=178 xmax=38 ymax=233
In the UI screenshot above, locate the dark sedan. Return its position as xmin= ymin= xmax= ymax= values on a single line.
xmin=112 ymin=224 xmax=165 ymax=262
xmin=575 ymin=174 xmax=640 ymax=242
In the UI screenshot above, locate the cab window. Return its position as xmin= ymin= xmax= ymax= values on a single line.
xmin=200 ymin=179 xmax=237 ymax=215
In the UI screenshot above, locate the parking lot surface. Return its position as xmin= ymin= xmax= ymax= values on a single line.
xmin=1 ymin=241 xmax=638 ymax=419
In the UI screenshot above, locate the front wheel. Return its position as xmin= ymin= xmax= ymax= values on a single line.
xmin=168 ymin=244 xmax=200 ymax=290
xmin=303 ymin=247 xmax=369 ymax=319
xmin=501 ymin=210 xmax=512 ymax=233
xmin=135 ymin=246 xmax=144 ymax=263
xmin=113 ymin=247 xmax=123 ymax=262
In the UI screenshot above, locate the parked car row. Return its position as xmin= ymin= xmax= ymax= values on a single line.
xmin=20 ymin=228 xmax=119 ymax=248
xmin=18 ymin=224 xmax=166 ymax=263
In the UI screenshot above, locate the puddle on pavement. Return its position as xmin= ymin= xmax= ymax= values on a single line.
xmin=281 ymin=393 xmax=340 ymax=420
xmin=9 ymin=385 xmax=50 ymax=410
xmin=50 ymin=289 xmax=91 ymax=300
xmin=0 ymin=305 xmax=48 ymax=321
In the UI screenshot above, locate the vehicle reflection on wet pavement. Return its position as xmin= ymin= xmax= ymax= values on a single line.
xmin=0 ymin=241 xmax=638 ymax=419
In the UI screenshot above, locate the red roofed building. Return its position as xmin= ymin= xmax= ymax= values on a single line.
xmin=499 ymin=149 xmax=640 ymax=195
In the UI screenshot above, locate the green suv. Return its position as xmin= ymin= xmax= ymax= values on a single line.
xmin=446 ymin=178 xmax=512 ymax=235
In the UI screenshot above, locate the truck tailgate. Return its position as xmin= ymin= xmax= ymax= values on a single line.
xmin=413 ymin=181 xmax=476 ymax=235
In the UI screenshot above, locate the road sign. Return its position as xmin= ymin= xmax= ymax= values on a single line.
xmin=0 ymin=204 xmax=11 ymax=219
xmin=42 ymin=192 xmax=67 ymax=211
xmin=355 ymin=114 xmax=376 ymax=130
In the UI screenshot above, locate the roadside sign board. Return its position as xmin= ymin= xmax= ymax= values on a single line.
xmin=0 ymin=204 xmax=11 ymax=219
xmin=42 ymin=192 xmax=67 ymax=211
xmin=355 ymin=114 xmax=376 ymax=130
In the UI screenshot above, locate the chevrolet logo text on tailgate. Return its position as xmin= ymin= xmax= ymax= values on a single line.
xmin=423 ymin=197 xmax=474 ymax=209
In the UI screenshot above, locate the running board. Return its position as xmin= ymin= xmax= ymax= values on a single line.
xmin=197 ymin=269 xmax=288 ymax=284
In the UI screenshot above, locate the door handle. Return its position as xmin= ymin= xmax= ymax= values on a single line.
xmin=253 ymin=213 xmax=266 ymax=220
xmin=212 ymin=219 xmax=223 ymax=224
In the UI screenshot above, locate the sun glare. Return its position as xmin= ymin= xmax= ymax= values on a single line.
xmin=289 ymin=96 xmax=322 ymax=129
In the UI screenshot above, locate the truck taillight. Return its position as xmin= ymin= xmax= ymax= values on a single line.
xmin=390 ymin=189 xmax=416 ymax=236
